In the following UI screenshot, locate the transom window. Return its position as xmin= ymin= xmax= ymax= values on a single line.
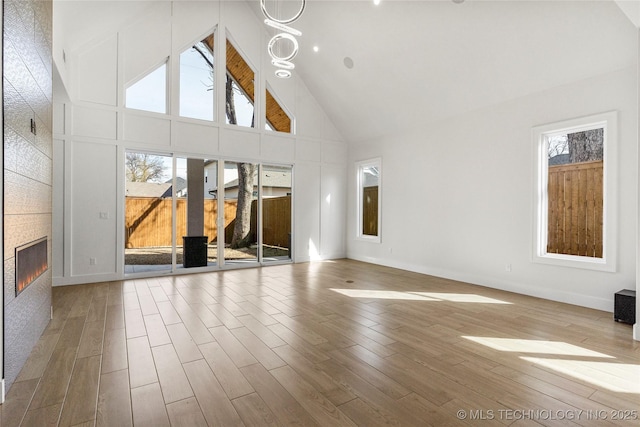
xmin=125 ymin=61 xmax=167 ymax=114
xmin=180 ymin=32 xmax=215 ymax=121
xmin=225 ymin=38 xmax=255 ymax=128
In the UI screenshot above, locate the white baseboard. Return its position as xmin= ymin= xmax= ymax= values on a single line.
xmin=634 ymin=324 xmax=639 ymax=341
xmin=347 ymin=254 xmax=613 ymax=312
xmin=53 ymin=272 xmax=121 ymax=286
xmin=1 ymin=379 xmax=5 ymax=404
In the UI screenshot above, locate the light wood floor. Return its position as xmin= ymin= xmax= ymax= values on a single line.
xmin=1 ymin=260 xmax=638 ymax=426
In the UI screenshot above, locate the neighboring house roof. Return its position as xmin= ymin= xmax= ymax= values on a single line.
xmin=125 ymin=181 xmax=172 ymax=198
xmin=170 ymin=177 xmax=187 ymax=195
xmin=549 ymin=153 xmax=570 ymax=166
xmin=215 ymin=171 xmax=292 ymax=191
xmin=128 ymin=173 xmax=290 ymax=198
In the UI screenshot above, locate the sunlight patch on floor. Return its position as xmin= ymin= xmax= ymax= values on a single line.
xmin=462 ymin=336 xmax=614 ymax=358
xmin=521 ymin=357 xmax=640 ymax=394
xmin=331 ymin=288 xmax=439 ymax=300
xmin=330 ymin=289 xmax=511 ymax=303
xmin=411 ymin=292 xmax=511 ymax=304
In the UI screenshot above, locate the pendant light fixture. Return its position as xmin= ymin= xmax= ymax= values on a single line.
xmin=261 ymin=0 xmax=306 ymax=78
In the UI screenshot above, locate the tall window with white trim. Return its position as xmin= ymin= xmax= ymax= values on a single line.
xmin=532 ymin=112 xmax=617 ymax=271
xmin=356 ymin=158 xmax=381 ymax=242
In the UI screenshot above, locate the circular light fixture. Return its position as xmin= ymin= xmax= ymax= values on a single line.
xmin=313 ymin=45 xmax=319 ymax=53
xmin=264 ymin=19 xmax=302 ymax=37
xmin=271 ymin=59 xmax=295 ymax=70
xmin=260 ymin=0 xmax=306 ymax=25
xmin=262 ymin=0 xmax=305 ymax=78
xmin=268 ymin=33 xmax=299 ymax=62
xmin=275 ymin=69 xmax=292 ymax=78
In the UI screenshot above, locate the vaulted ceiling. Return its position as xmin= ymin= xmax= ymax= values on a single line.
xmin=285 ymin=0 xmax=637 ymax=142
xmin=54 ymin=1 xmax=639 ymax=143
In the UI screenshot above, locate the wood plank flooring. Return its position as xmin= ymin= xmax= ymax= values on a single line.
xmin=1 ymin=259 xmax=638 ymax=426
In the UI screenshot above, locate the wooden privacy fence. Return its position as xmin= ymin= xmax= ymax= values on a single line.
xmin=547 ymin=160 xmax=603 ymax=258
xmin=125 ymin=196 xmax=291 ymax=248
xmin=362 ymin=186 xmax=378 ymax=236
xmin=254 ymin=196 xmax=291 ymax=248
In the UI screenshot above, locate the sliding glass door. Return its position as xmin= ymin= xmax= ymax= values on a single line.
xmin=261 ymin=164 xmax=292 ymax=262
xmin=125 ymin=153 xmax=292 ymax=275
xmin=176 ymin=158 xmax=219 ymax=270
xmin=222 ymin=161 xmax=258 ymax=265
xmin=124 ymin=151 xmax=174 ymax=274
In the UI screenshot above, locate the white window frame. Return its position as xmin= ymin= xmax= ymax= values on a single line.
xmin=356 ymin=158 xmax=381 ymax=243
xmin=532 ymin=111 xmax=617 ymax=272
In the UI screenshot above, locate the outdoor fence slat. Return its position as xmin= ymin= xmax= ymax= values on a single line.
xmin=577 ymin=167 xmax=587 ymax=256
xmin=547 ymin=169 xmax=558 ymax=254
xmin=586 ymin=166 xmax=596 ymax=257
xmin=569 ymin=169 xmax=579 ymax=255
xmin=594 ymin=164 xmax=603 ymax=258
xmin=558 ymin=169 xmax=567 ymax=254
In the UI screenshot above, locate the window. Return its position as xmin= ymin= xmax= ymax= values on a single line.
xmin=125 ymin=154 xmax=293 ymax=275
xmin=266 ymin=87 xmax=292 ymax=133
xmin=261 ymin=165 xmax=292 ymax=262
xmin=180 ymin=32 xmax=215 ymax=121
xmin=532 ymin=112 xmax=617 ymax=271
xmin=125 ymin=61 xmax=167 ymax=114
xmin=124 ymin=151 xmax=173 ymax=274
xmin=225 ymin=39 xmax=255 ymax=128
xmin=356 ymin=158 xmax=381 ymax=242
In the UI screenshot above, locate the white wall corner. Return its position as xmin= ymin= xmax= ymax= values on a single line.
xmin=615 ymin=0 xmax=640 ymax=27
xmin=637 ymin=27 xmax=640 ymax=342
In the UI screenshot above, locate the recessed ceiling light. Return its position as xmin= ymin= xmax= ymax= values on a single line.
xmin=313 ymin=45 xmax=319 ymax=53
xmin=373 ymin=0 xmax=381 ymax=5
xmin=343 ymin=57 xmax=354 ymax=69
xmin=452 ymin=0 xmax=465 ymax=3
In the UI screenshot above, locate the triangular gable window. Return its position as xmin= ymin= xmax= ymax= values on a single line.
xmin=125 ymin=62 xmax=167 ymax=114
xmin=180 ymin=32 xmax=215 ymax=121
xmin=225 ymin=38 xmax=255 ymax=128
xmin=266 ymin=88 xmax=292 ymax=133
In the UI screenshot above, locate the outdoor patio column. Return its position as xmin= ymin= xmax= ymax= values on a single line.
xmin=187 ymin=158 xmax=205 ymax=236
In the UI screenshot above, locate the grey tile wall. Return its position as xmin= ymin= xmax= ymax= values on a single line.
xmin=3 ymin=0 xmax=53 ymax=391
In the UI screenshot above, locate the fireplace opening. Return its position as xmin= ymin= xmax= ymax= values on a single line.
xmin=16 ymin=237 xmax=48 ymax=296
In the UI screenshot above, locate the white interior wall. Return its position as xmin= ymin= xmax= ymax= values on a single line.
xmin=348 ymin=65 xmax=637 ymax=312
xmin=636 ymin=30 xmax=640 ymax=342
xmin=69 ymin=141 xmax=119 ymax=277
xmin=52 ymin=1 xmax=346 ymax=285
xmin=1 ymin=2 xmax=4 ymax=399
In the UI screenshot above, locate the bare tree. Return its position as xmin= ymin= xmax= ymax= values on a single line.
xmin=231 ymin=162 xmax=256 ymax=248
xmin=192 ymin=40 xmax=256 ymax=249
xmin=125 ymin=153 xmax=166 ymax=182
xmin=548 ymin=135 xmax=568 ymax=159
xmin=567 ymin=129 xmax=603 ymax=163
xmin=225 ymin=75 xmax=257 ymax=248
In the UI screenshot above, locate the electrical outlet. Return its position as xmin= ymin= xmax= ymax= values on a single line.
xmin=505 ymin=263 xmax=512 ymax=272
xmin=99 ymin=212 xmax=108 ymax=219
xmin=90 ymin=257 xmax=97 ymax=265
